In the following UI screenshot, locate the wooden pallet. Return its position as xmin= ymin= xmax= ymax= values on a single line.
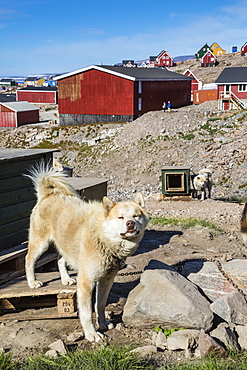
xmin=0 ymin=243 xmax=58 ymax=286
xmin=0 ymin=271 xmax=78 ymax=320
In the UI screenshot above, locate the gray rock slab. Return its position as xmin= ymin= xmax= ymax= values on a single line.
xmin=182 ymin=259 xmax=247 ymax=302
xmin=123 ymin=260 xmax=214 ymax=331
xmin=235 ymin=324 xmax=247 ymax=349
xmin=210 ymin=292 xmax=247 ymax=325
xmin=210 ymin=322 xmax=240 ymax=350
xmin=167 ymin=329 xmax=200 ymax=351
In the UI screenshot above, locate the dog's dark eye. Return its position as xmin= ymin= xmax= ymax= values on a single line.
xmin=118 ymin=216 xmax=124 ymax=219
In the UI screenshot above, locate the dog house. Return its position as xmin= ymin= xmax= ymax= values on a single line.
xmin=0 ymin=148 xmax=58 ymax=252
xmin=161 ymin=166 xmax=191 ymax=196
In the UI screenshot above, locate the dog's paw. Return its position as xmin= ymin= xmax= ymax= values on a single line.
xmin=61 ymin=277 xmax=76 ymax=286
xmin=85 ymin=331 xmax=104 ymax=342
xmin=28 ymin=280 xmax=43 ymax=289
xmin=99 ymin=320 xmax=114 ymax=331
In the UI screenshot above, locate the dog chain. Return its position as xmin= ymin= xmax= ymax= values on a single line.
xmin=118 ymin=258 xmax=247 ymax=300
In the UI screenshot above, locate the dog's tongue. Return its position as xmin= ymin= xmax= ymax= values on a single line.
xmin=120 ymin=229 xmax=135 ymax=236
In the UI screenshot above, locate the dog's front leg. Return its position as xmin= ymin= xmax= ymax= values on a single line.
xmin=58 ymin=257 xmax=76 ymax=286
xmin=201 ymin=190 xmax=205 ymax=201
xmin=95 ymin=273 xmax=117 ymax=331
xmin=77 ymin=272 xmax=103 ymax=342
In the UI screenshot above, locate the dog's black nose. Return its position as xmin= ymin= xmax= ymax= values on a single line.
xmin=126 ymin=220 xmax=135 ymax=229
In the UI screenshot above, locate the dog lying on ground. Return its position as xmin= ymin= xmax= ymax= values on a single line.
xmin=192 ymin=168 xmax=212 ymax=200
xmin=25 ymin=164 xmax=149 ymax=342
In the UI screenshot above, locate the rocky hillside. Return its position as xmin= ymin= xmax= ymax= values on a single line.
xmin=1 ymin=51 xmax=247 ymax=201
xmin=1 ymin=100 xmax=247 ymax=202
xmin=171 ymin=50 xmax=247 ymax=84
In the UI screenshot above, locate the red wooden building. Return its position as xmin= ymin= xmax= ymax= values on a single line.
xmin=241 ymin=42 xmax=247 ymax=56
xmin=183 ymin=69 xmax=202 ymax=101
xmin=201 ymin=50 xmax=217 ymax=67
xmin=215 ymin=67 xmax=247 ymax=110
xmin=54 ymin=65 xmax=192 ymax=125
xmin=149 ymin=50 xmax=173 ymax=67
xmin=16 ymin=86 xmax=57 ymax=104
xmin=0 ymin=101 xmax=39 ymax=128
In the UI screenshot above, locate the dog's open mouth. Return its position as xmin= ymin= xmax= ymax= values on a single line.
xmin=120 ymin=229 xmax=140 ymax=237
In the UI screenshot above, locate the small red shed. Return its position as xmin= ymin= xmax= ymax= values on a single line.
xmin=0 ymin=101 xmax=39 ymax=128
xmin=54 ymin=65 xmax=192 ymax=125
xmin=16 ymin=86 xmax=58 ymax=104
xmin=201 ymin=50 xmax=217 ymax=67
xmin=241 ymin=42 xmax=247 ymax=56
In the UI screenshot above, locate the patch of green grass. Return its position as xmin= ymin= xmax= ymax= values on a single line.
xmin=168 ymin=350 xmax=247 ymax=370
xmin=7 ymin=346 xmax=154 ymax=370
xmin=150 ymin=217 xmax=222 ymax=232
xmin=199 ymin=122 xmax=223 ymax=136
xmin=178 ymin=133 xmax=195 ymax=140
xmin=1 ymin=346 xmax=247 ymax=370
xmin=0 ymin=352 xmax=13 ymax=370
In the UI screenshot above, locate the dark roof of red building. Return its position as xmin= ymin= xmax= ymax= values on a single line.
xmin=17 ymin=86 xmax=57 ymax=91
xmin=215 ymin=67 xmax=247 ymax=84
xmin=55 ymin=65 xmax=193 ymax=82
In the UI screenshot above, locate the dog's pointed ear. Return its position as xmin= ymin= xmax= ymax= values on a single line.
xmin=102 ymin=196 xmax=115 ymax=216
xmin=132 ymin=192 xmax=144 ymax=208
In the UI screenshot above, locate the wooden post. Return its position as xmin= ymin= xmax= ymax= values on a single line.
xmin=57 ymin=292 xmax=76 ymax=315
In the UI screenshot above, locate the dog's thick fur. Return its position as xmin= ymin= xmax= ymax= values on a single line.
xmin=25 ymin=165 xmax=149 ymax=342
xmin=193 ymin=168 xmax=212 ymax=200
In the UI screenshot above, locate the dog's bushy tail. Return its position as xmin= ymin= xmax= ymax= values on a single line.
xmin=26 ymin=162 xmax=79 ymax=201
xmin=241 ymin=202 xmax=247 ymax=245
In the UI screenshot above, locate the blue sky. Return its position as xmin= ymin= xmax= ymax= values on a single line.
xmin=1 ymin=0 xmax=247 ymax=76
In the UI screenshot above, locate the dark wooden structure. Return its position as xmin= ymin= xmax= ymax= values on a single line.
xmin=0 ymin=148 xmax=57 ymax=252
xmin=55 ymin=65 xmax=192 ymax=125
xmin=161 ymin=166 xmax=191 ymax=196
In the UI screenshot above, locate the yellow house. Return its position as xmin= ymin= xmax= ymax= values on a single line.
xmin=210 ymin=42 xmax=226 ymax=56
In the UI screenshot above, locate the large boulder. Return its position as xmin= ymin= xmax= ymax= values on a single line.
xmin=122 ymin=260 xmax=214 ymax=331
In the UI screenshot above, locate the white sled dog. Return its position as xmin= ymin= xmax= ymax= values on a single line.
xmin=25 ymin=164 xmax=149 ymax=342
xmin=193 ymin=168 xmax=212 ymax=200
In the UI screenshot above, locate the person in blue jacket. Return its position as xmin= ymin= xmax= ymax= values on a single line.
xmin=167 ymin=101 xmax=171 ymax=112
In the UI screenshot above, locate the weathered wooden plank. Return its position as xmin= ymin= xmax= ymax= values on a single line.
xmin=0 ymin=148 xmax=58 ymax=163
xmin=0 ymin=159 xmax=38 ymax=179
xmin=0 ymin=200 xmax=35 ymax=225
xmin=0 ymin=218 xmax=29 ymax=238
xmin=0 ymin=229 xmax=28 ymax=251
xmin=68 ymin=177 xmax=108 ymax=201
xmin=0 ymin=187 xmax=34 ymax=207
xmin=0 ymin=176 xmax=32 ymax=193
xmin=0 ymin=271 xmax=77 ymax=298
xmin=0 ymin=243 xmax=28 ymax=263
xmin=0 ymin=310 xmax=78 ymax=321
